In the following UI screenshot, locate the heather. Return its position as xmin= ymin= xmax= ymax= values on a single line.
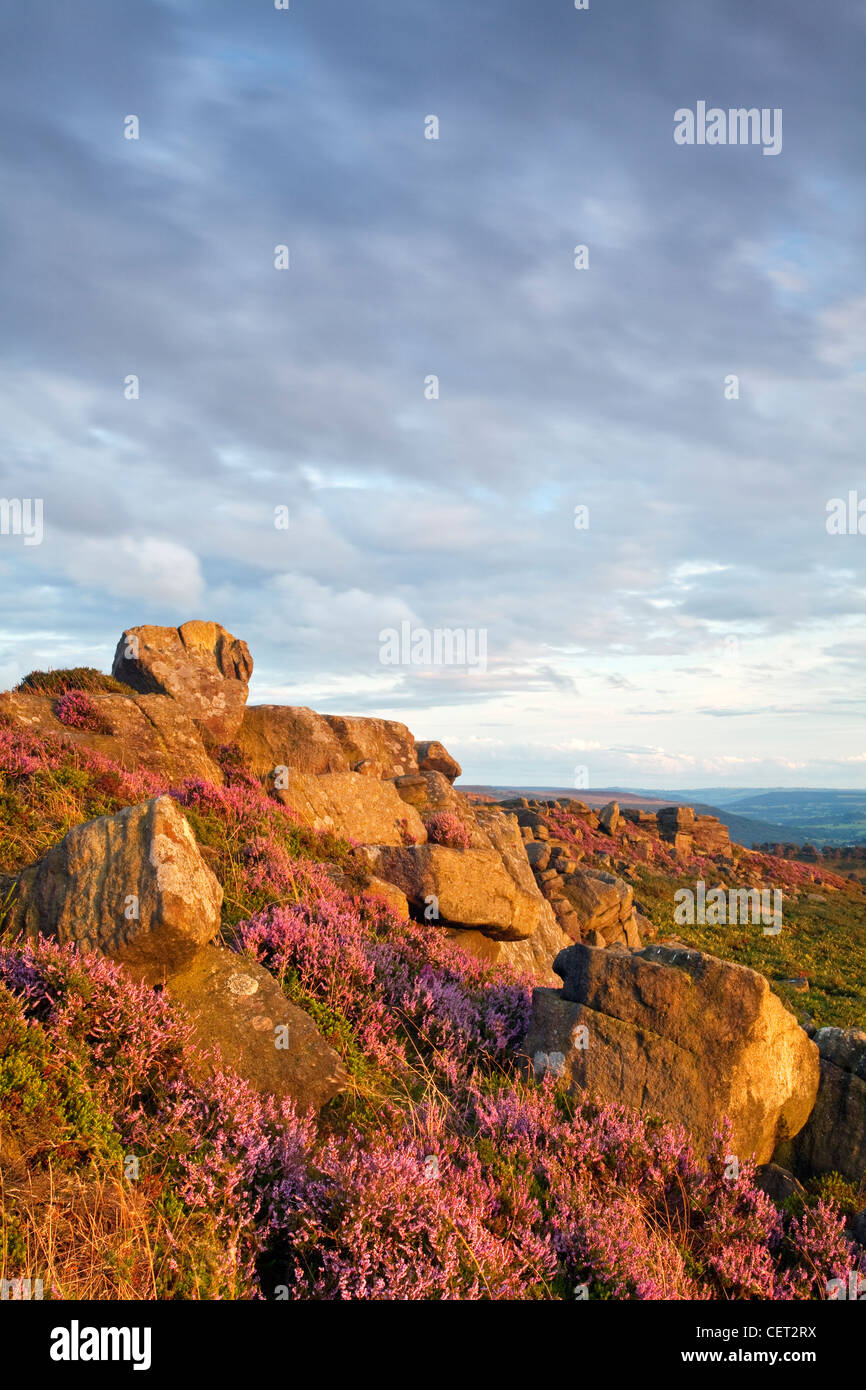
xmin=1 ymin=725 xmax=864 ymax=1300
xmin=1 ymin=935 xmax=860 ymax=1301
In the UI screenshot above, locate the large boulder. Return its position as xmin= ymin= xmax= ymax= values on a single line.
xmin=415 ymin=739 xmax=462 ymax=783
xmin=6 ymin=796 xmax=222 ymax=985
xmin=525 ymin=941 xmax=819 ymax=1163
xmin=237 ymin=705 xmax=350 ymax=778
xmin=367 ymin=840 xmax=546 ymax=941
xmin=775 ymin=1027 xmax=866 ymax=1183
xmin=112 ymin=621 xmax=253 ymax=744
xmin=323 ymin=716 xmax=418 ymax=779
xmin=165 ymin=945 xmax=347 ymax=1111
xmin=0 ymin=690 xmax=221 ymax=785
xmin=276 ymin=771 xmax=427 ymax=847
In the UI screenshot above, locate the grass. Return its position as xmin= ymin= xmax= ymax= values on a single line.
xmin=14 ymin=668 xmax=133 ymax=697
xmin=631 ymin=865 xmax=866 ymax=1030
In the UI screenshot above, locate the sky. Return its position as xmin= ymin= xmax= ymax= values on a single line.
xmin=1 ymin=0 xmax=866 ymax=789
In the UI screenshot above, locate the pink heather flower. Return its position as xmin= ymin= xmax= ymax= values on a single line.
xmin=423 ymin=811 xmax=472 ymax=849
xmin=54 ymin=689 xmax=106 ymax=733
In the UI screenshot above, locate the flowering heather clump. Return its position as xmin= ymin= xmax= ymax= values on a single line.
xmin=211 ymin=742 xmax=262 ymax=791
xmin=237 ymin=868 xmax=532 ymax=1082
xmin=0 ymin=936 xmax=316 ymax=1298
xmin=423 ymin=811 xmax=472 ymax=849
xmin=54 ymin=689 xmax=108 ymax=733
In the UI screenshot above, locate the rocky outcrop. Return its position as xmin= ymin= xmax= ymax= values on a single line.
xmin=599 ymin=801 xmax=621 ymax=835
xmin=774 ymin=1027 xmax=866 ymax=1183
xmin=525 ymin=941 xmax=819 ymax=1163
xmin=415 ymin=740 xmax=462 ymax=783
xmin=165 ymin=946 xmax=347 ymax=1112
xmin=0 ymin=690 xmax=222 ymax=785
xmin=561 ymin=867 xmax=641 ymax=947
xmin=6 ymin=796 xmax=222 ymax=985
xmin=112 ymin=621 xmax=253 ymax=744
xmin=276 ymin=771 xmax=427 ymax=847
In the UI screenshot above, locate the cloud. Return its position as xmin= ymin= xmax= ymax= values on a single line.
xmin=66 ymin=538 xmax=205 ymax=607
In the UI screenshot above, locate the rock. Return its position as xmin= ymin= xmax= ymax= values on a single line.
xmin=362 ymin=876 xmax=410 ymax=918
xmin=0 ymin=690 xmax=222 ymax=785
xmin=392 ymin=771 xmax=485 ymax=846
xmin=415 ymin=739 xmax=462 ymax=783
xmin=525 ymin=941 xmax=819 ymax=1163
xmin=851 ymin=1210 xmax=866 ymax=1247
xmin=444 ymin=902 xmax=572 ymax=986
xmin=563 ymin=867 xmax=639 ymax=945
xmin=323 ymin=716 xmax=418 ymax=779
xmin=367 ymin=840 xmax=546 ymax=940
xmin=776 ymin=1027 xmax=866 ymax=1183
xmin=754 ymin=1163 xmax=805 ymax=1206
xmin=599 ymin=801 xmax=621 ymax=835
xmin=657 ymin=805 xmax=696 ymax=835
xmin=165 ymin=946 xmax=346 ymax=1111
xmin=276 ymin=771 xmax=427 ymax=847
xmin=526 ymin=843 xmax=551 ymax=871
xmin=7 ymin=796 xmax=222 ymax=985
xmin=112 ymin=621 xmax=253 ymax=744
xmin=236 ymin=705 xmax=350 ymax=778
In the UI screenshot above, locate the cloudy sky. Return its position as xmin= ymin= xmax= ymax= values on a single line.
xmin=2 ymin=0 xmax=865 ymax=788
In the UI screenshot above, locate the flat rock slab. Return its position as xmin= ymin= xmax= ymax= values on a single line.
xmin=277 ymin=770 xmax=427 ymax=846
xmin=525 ymin=940 xmax=819 ymax=1163
xmin=165 ymin=946 xmax=347 ymax=1111
xmin=8 ymin=795 xmax=222 ymax=985
xmin=0 ymin=690 xmax=221 ymax=785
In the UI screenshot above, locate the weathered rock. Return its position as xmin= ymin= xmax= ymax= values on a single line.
xmin=775 ymin=1027 xmax=866 ymax=1183
xmin=392 ymin=771 xmax=486 ymax=845
xmin=323 ymin=716 xmax=418 ymax=779
xmin=599 ymin=801 xmax=621 ymax=835
xmin=526 ymin=842 xmax=551 ymax=871
xmin=112 ymin=621 xmax=253 ymax=744
xmin=165 ymin=946 xmax=347 ymax=1111
xmin=415 ymin=739 xmax=462 ymax=783
xmin=367 ymin=838 xmax=546 ymax=941
xmin=362 ymin=876 xmax=410 ymax=918
xmin=276 ymin=771 xmax=427 ymax=847
xmin=525 ymin=941 xmax=819 ymax=1163
xmin=562 ymin=866 xmax=639 ymax=947
xmin=7 ymin=796 xmax=222 ymax=985
xmin=237 ymin=705 xmax=350 ymax=778
xmin=444 ymin=902 xmax=573 ymax=986
xmin=0 ymin=690 xmax=222 ymax=785
xmin=754 ymin=1163 xmax=805 ymax=1206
